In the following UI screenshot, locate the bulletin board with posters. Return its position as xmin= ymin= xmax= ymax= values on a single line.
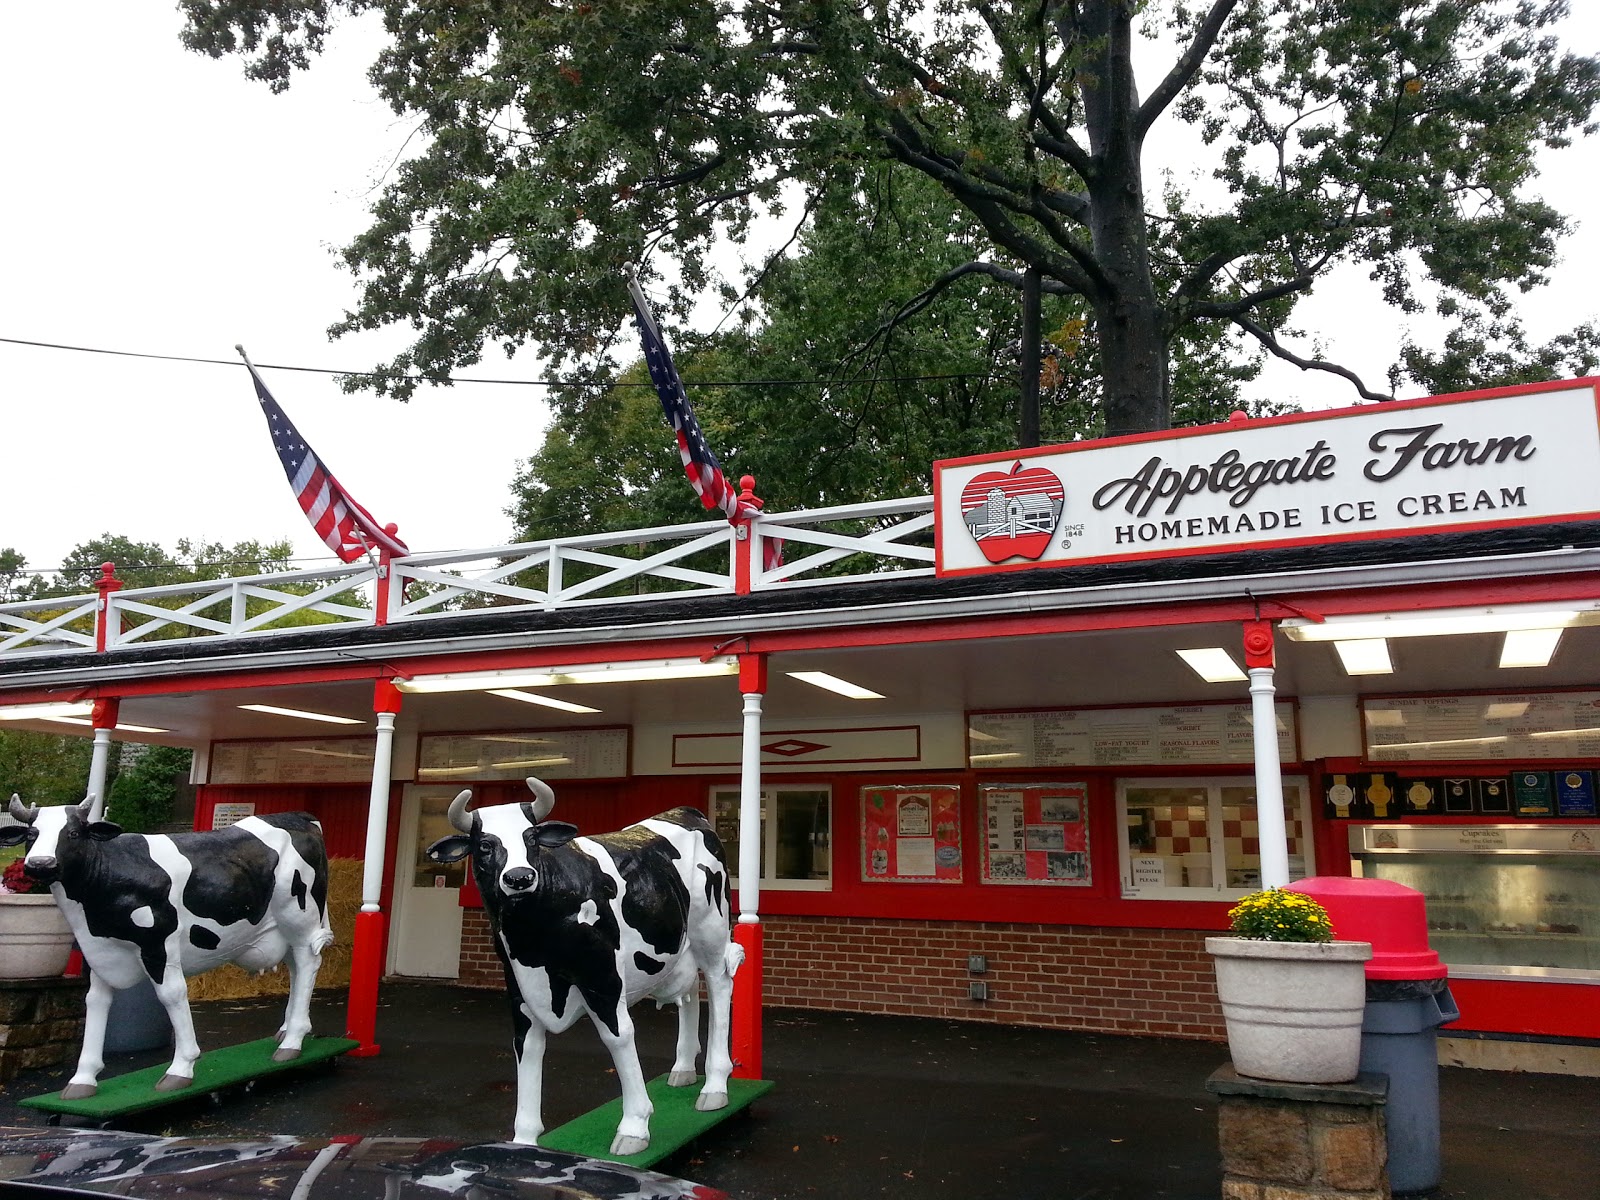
xmin=980 ymin=782 xmax=1092 ymax=886
xmin=860 ymin=784 xmax=963 ymax=883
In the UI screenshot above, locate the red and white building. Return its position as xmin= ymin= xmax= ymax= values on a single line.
xmin=3 ymin=377 xmax=1598 ymax=1072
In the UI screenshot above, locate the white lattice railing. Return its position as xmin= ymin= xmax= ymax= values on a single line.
xmin=0 ymin=496 xmax=938 ymax=659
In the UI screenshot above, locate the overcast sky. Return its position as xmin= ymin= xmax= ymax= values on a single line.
xmin=2 ymin=4 xmax=1597 ymax=584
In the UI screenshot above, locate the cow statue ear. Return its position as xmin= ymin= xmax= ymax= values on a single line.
xmin=86 ymin=821 xmax=122 ymax=841
xmin=426 ymin=835 xmax=472 ymax=864
xmin=532 ymin=821 xmax=579 ymax=849
xmin=0 ymin=825 xmax=27 ymax=848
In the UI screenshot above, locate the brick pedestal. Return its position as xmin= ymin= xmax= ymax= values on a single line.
xmin=0 ymin=977 xmax=87 ymax=1085
xmin=1207 ymin=1065 xmax=1390 ymax=1200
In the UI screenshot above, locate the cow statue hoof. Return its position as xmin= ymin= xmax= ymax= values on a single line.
xmin=59 ymin=1083 xmax=98 ymax=1101
xmin=154 ymin=1074 xmax=194 ymax=1093
xmin=666 ymin=1070 xmax=698 ymax=1087
xmin=609 ymin=1134 xmax=650 ymax=1157
xmin=695 ymin=1091 xmax=729 ymax=1112
xmin=270 ymin=1046 xmax=302 ymax=1063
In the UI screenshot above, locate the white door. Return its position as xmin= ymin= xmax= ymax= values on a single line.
xmin=390 ymin=784 xmax=467 ymax=978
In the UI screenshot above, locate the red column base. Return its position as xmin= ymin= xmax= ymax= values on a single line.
xmin=731 ymin=921 xmax=763 ymax=1080
xmin=346 ymin=909 xmax=387 ymax=1056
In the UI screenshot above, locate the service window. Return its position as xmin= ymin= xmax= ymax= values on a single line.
xmin=710 ymin=785 xmax=831 ymax=891
xmin=1117 ymin=777 xmax=1314 ymax=899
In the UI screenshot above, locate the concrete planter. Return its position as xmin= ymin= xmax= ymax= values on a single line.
xmin=1206 ymin=936 xmax=1373 ymax=1084
xmin=0 ymin=894 xmax=74 ymax=979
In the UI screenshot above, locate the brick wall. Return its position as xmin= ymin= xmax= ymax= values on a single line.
xmin=456 ymin=911 xmax=1225 ymax=1041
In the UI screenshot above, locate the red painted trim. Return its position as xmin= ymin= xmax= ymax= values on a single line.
xmin=345 ymin=909 xmax=387 ymax=1054
xmin=374 ymin=548 xmax=394 ymax=628
xmin=738 ymin=652 xmax=767 ymax=694
xmin=90 ymin=698 xmax=120 ymax=730
xmin=373 ymin=679 xmax=403 ymax=714
xmin=1446 ymin=975 xmax=1600 ymax=1039
xmin=1242 ymin=620 xmax=1275 ymax=669
xmin=731 ymin=922 xmax=763 ymax=1079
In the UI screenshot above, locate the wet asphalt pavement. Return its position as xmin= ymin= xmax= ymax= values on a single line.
xmin=1 ymin=981 xmax=1595 ymax=1199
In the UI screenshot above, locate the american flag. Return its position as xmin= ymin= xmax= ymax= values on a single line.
xmin=627 ymin=280 xmax=781 ymax=569
xmin=239 ymin=350 xmax=409 ymax=563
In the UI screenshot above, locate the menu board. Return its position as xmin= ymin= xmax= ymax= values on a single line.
xmin=980 ymin=783 xmax=1091 ymax=886
xmin=969 ymin=703 xmax=1296 ymax=768
xmin=861 ymin=785 xmax=962 ymax=883
xmin=1364 ymin=692 xmax=1600 ymax=761
xmin=209 ymin=738 xmax=374 ymax=784
xmin=417 ymin=728 xmax=629 ymax=781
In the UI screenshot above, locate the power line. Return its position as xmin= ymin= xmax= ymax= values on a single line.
xmin=0 ymin=335 xmax=992 ymax=390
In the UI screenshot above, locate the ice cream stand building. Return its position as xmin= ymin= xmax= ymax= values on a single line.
xmin=3 ymin=376 xmax=1598 ymax=1075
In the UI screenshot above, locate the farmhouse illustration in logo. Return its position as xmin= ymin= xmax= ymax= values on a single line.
xmin=960 ymin=461 xmax=1066 ymax=563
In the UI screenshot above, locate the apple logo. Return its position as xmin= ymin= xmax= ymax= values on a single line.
xmin=959 ymin=461 xmax=1066 ymax=563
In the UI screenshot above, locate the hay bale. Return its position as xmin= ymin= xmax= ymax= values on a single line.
xmin=186 ymin=858 xmax=364 ymax=1003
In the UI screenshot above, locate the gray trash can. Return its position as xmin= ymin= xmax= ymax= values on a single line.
xmin=1359 ymin=977 xmax=1459 ymax=1196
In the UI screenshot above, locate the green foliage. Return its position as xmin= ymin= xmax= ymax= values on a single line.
xmin=0 ymin=729 xmax=95 ymax=807
xmin=181 ymin=1 xmax=1599 ymax=436
xmin=106 ymin=745 xmax=192 ymax=834
xmin=1228 ymin=887 xmax=1335 ymax=942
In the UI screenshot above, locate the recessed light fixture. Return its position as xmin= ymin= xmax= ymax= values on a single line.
xmin=489 ymin=689 xmax=602 ymax=714
xmin=238 ymin=704 xmax=364 ymax=725
xmin=1175 ymin=648 xmax=1247 ymax=683
xmin=0 ymin=701 xmax=95 ymax=721
xmin=1499 ymin=628 xmax=1562 ymax=669
xmin=1283 ymin=605 xmax=1595 ymax=642
xmin=52 ymin=717 xmax=171 ymax=735
xmin=396 ymin=659 xmax=740 ymax=692
xmin=1334 ymin=639 xmax=1393 ymax=676
xmin=785 ymin=671 xmax=884 ymax=700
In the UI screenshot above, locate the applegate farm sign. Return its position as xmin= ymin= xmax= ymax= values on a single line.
xmin=933 ymin=380 xmax=1600 ymax=576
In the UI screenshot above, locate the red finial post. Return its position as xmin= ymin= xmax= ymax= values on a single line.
xmin=374 ymin=524 xmax=402 ymax=627
xmin=733 ymin=475 xmax=764 ymax=595
xmin=94 ymin=563 xmax=123 ymax=652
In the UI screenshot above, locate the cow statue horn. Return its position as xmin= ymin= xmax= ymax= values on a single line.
xmin=8 ymin=793 xmax=37 ymax=824
xmin=79 ymin=792 xmax=103 ymax=823
xmin=525 ymin=777 xmax=556 ymax=823
xmin=447 ymin=789 xmax=475 ymax=833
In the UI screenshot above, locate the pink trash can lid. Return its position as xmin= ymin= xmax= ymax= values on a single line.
xmin=1288 ymin=877 xmax=1447 ymax=981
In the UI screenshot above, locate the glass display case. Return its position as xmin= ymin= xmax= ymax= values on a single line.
xmin=1348 ymin=824 xmax=1600 ymax=981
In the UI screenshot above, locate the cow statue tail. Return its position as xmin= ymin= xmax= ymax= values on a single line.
xmin=724 ymin=939 xmax=745 ymax=978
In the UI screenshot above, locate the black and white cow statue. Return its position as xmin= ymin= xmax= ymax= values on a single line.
xmin=1 ymin=792 xmax=334 ymax=1099
xmin=426 ymin=777 xmax=743 ymax=1155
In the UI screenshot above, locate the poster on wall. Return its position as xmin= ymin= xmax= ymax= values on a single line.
xmin=210 ymin=802 xmax=256 ymax=829
xmin=980 ymin=783 xmax=1091 ymax=886
xmin=861 ymin=785 xmax=962 ymax=883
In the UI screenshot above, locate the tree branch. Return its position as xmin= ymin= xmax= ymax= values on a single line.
xmin=1134 ymin=0 xmax=1239 ymax=141
xmin=1232 ymin=315 xmax=1394 ymax=402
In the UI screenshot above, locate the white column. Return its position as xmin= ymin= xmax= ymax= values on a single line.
xmin=738 ymin=690 xmax=763 ymax=923
xmin=1249 ymin=666 xmax=1291 ymax=889
xmin=86 ymin=727 xmax=115 ymax=821
xmin=361 ymin=711 xmax=398 ymax=912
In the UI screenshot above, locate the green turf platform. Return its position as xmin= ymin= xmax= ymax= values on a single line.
xmin=541 ymin=1074 xmax=774 ymax=1168
xmin=18 ymin=1035 xmax=359 ymax=1121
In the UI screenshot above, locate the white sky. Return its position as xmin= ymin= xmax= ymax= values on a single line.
xmin=2 ymin=3 xmax=1596 ymax=581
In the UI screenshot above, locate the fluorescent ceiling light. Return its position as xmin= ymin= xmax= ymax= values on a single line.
xmin=969 ymin=752 xmax=1024 ymax=763
xmin=0 ymin=701 xmax=95 ymax=721
xmin=1334 ymin=639 xmax=1393 ymax=676
xmin=785 ymin=671 xmax=884 ymax=700
xmin=52 ymin=717 xmax=171 ymax=735
xmin=396 ymin=659 xmax=739 ymax=693
xmin=238 ymin=704 xmax=364 ymax=726
xmin=1176 ymin=647 xmax=1247 ymax=683
xmin=1283 ymin=605 xmax=1593 ymax=642
xmin=1499 ymin=628 xmax=1562 ymax=669
xmin=489 ymin=689 xmax=602 ymax=714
